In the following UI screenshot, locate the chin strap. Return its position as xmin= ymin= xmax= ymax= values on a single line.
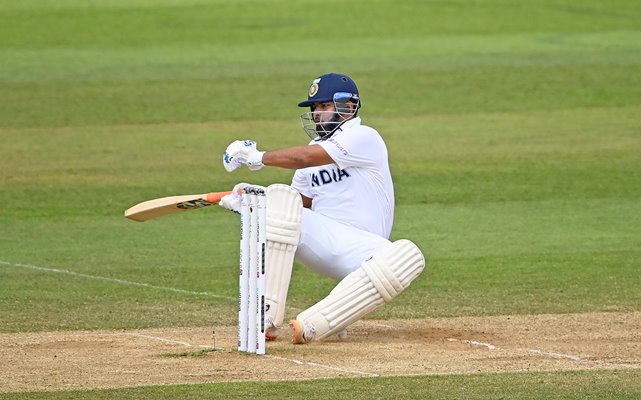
xmin=318 ymin=113 xmax=350 ymax=139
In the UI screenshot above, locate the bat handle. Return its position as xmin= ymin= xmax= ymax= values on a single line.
xmin=206 ymin=191 xmax=233 ymax=204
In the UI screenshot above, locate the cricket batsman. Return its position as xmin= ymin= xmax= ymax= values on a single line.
xmin=220 ymin=73 xmax=426 ymax=344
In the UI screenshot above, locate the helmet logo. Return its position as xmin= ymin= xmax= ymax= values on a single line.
xmin=308 ymin=78 xmax=321 ymax=97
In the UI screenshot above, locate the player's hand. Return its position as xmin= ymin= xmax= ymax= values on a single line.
xmin=218 ymin=192 xmax=242 ymax=213
xmin=217 ymin=182 xmax=247 ymax=213
xmin=223 ymin=140 xmax=265 ymax=172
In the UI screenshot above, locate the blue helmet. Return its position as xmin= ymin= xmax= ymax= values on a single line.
xmin=298 ymin=73 xmax=360 ymax=108
xmin=298 ymin=73 xmax=362 ymax=140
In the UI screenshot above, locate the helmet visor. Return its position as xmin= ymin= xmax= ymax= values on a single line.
xmin=333 ymin=92 xmax=360 ymax=116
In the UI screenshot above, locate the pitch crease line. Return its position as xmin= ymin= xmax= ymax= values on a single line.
xmin=100 ymin=333 xmax=194 ymax=347
xmin=445 ymin=337 xmax=640 ymax=369
xmin=526 ymin=348 xmax=641 ymax=369
xmin=0 ymin=260 xmax=235 ymax=301
xmin=93 ymin=332 xmax=221 ymax=351
xmin=527 ymin=349 xmax=582 ymax=362
xmin=266 ymin=355 xmax=379 ymax=377
xmin=447 ymin=338 xmax=496 ymax=350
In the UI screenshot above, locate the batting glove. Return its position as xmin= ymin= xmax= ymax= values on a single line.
xmin=218 ymin=182 xmax=248 ymax=214
xmin=223 ymin=140 xmax=265 ymax=172
xmin=218 ymin=193 xmax=242 ymax=213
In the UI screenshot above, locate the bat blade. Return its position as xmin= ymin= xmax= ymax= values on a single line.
xmin=124 ymin=191 xmax=232 ymax=222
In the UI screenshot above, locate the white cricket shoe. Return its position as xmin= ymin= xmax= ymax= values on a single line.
xmin=265 ymin=316 xmax=279 ymax=341
xmin=290 ymin=319 xmax=315 ymax=344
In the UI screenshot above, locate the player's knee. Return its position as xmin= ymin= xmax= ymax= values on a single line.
xmin=266 ymin=184 xmax=302 ymax=245
xmin=363 ymin=239 xmax=425 ymax=303
xmin=293 ymin=239 xmax=425 ymax=342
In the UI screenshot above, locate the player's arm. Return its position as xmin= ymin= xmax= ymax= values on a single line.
xmin=223 ymin=140 xmax=334 ymax=172
xmin=300 ymin=194 xmax=312 ymax=208
xmin=262 ymin=145 xmax=333 ymax=169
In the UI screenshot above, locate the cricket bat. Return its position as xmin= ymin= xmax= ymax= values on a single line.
xmin=124 ymin=191 xmax=232 ymax=222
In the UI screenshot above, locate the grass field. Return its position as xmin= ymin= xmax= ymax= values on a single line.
xmin=1 ymin=0 xmax=640 ymax=398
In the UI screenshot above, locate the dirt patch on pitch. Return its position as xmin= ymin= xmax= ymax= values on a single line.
xmin=1 ymin=312 xmax=640 ymax=392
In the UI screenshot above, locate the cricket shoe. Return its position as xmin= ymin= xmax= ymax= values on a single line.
xmin=265 ymin=316 xmax=279 ymax=341
xmin=290 ymin=319 xmax=315 ymax=344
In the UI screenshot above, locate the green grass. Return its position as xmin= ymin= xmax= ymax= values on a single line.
xmin=1 ymin=370 xmax=640 ymax=400
xmin=1 ymin=0 xmax=640 ymax=398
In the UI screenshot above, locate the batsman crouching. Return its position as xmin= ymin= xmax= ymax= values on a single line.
xmin=220 ymin=73 xmax=426 ymax=344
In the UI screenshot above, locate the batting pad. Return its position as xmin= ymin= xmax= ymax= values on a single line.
xmin=265 ymin=184 xmax=303 ymax=327
xmin=294 ymin=239 xmax=425 ymax=341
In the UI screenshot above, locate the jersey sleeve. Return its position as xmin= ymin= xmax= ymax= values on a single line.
xmin=318 ymin=126 xmax=383 ymax=170
xmin=291 ymin=169 xmax=312 ymax=198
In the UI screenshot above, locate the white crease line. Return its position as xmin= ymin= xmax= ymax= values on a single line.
xmin=526 ymin=348 xmax=641 ymax=369
xmin=527 ymin=349 xmax=582 ymax=361
xmin=592 ymin=361 xmax=641 ymax=369
xmin=92 ymin=332 xmax=220 ymax=351
xmin=0 ymin=260 xmax=235 ymax=301
xmin=266 ymin=355 xmax=379 ymax=377
xmin=86 ymin=338 xmax=376 ymax=377
xmin=446 ymin=338 xmax=640 ymax=369
xmin=99 ymin=333 xmax=194 ymax=347
xmin=447 ymin=338 xmax=496 ymax=350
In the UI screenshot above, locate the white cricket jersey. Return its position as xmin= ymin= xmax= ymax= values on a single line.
xmin=291 ymin=117 xmax=395 ymax=239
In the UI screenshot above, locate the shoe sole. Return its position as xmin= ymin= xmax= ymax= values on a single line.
xmin=289 ymin=319 xmax=306 ymax=344
xmin=265 ymin=330 xmax=278 ymax=341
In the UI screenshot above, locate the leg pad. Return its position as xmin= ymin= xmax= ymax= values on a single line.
xmin=265 ymin=184 xmax=303 ymax=327
xmin=294 ymin=239 xmax=425 ymax=341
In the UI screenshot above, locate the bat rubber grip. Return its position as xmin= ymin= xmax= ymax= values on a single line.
xmin=206 ymin=191 xmax=232 ymax=204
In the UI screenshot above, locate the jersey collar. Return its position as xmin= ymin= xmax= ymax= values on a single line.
xmin=313 ymin=117 xmax=362 ymax=143
xmin=336 ymin=117 xmax=361 ymax=133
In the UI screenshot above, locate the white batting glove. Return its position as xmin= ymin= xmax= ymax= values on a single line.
xmin=217 ymin=182 xmax=247 ymax=214
xmin=218 ymin=193 xmax=242 ymax=213
xmin=223 ymin=140 xmax=265 ymax=172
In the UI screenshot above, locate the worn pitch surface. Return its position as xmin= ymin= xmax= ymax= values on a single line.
xmin=2 ymin=312 xmax=640 ymax=392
